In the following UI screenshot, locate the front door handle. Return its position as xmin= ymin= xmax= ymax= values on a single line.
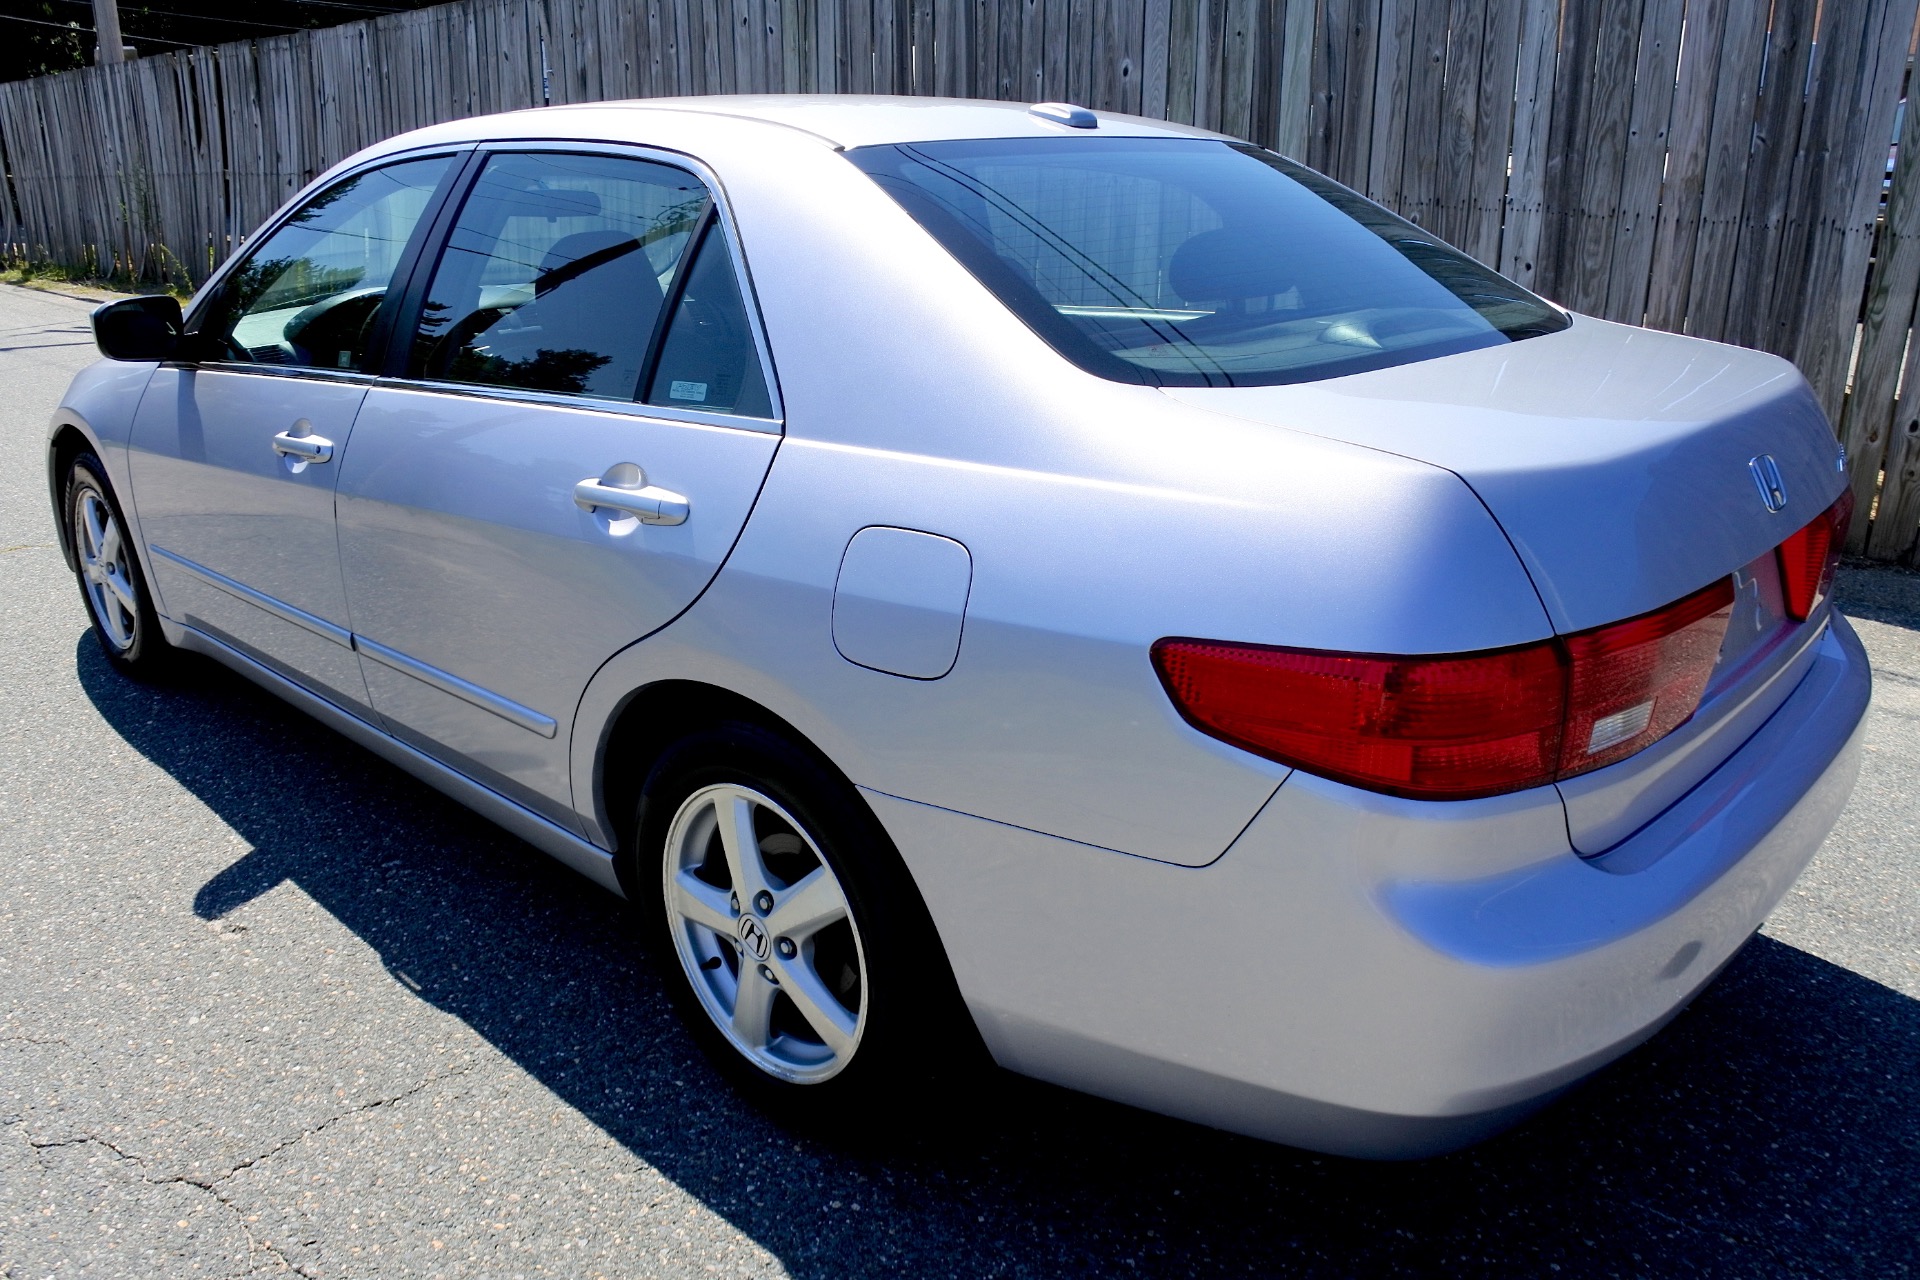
xmin=272 ymin=421 xmax=334 ymax=467
xmin=573 ymin=462 xmax=689 ymax=526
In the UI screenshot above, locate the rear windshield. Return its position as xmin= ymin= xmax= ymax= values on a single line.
xmin=848 ymin=138 xmax=1567 ymax=387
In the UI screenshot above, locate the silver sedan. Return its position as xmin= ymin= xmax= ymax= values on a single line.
xmin=49 ymin=96 xmax=1870 ymax=1158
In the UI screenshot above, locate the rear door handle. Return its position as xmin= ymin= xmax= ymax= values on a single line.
xmin=272 ymin=422 xmax=334 ymax=465
xmin=573 ymin=463 xmax=689 ymax=526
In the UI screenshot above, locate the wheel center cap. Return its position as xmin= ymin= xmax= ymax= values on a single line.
xmin=736 ymin=913 xmax=771 ymax=961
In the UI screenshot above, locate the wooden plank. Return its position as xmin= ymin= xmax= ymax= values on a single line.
xmin=737 ymin=0 xmax=760 ymax=94
xmin=1142 ymin=0 xmax=1172 ymax=118
xmin=1597 ymin=0 xmax=1680 ymax=321
xmin=1215 ymin=0 xmax=1258 ymax=137
xmin=1166 ymin=0 xmax=1201 ymax=124
xmin=1841 ymin=55 xmax=1920 ymax=551
xmin=1642 ymin=0 xmax=1725 ymax=328
xmin=1720 ymin=0 xmax=1818 ymax=352
xmin=907 ymin=0 xmax=933 ymax=95
xmin=1459 ymin=0 xmax=1521 ymax=265
xmin=1247 ymin=0 xmax=1279 ymax=149
xmin=1393 ymin=0 xmax=1449 ymax=231
xmin=1027 ymin=0 xmax=1055 ymax=103
xmin=1534 ymin=0 xmax=1601 ymax=307
xmin=1361 ymin=0 xmax=1413 ymax=201
xmin=1432 ymin=0 xmax=1486 ymax=247
xmin=1563 ymin=0 xmax=1646 ymax=317
xmin=884 ymin=0 xmax=903 ymax=92
xmin=1096 ymin=0 xmax=1147 ymax=112
xmin=974 ymin=0 xmax=998 ymax=98
xmin=1269 ymin=0 xmax=1314 ymax=158
xmin=1787 ymin=0 xmax=1918 ymax=421
xmin=1066 ymin=0 xmax=1094 ymax=104
xmin=1682 ymin=0 xmax=1768 ymax=338
xmin=1499 ymin=0 xmax=1558 ymax=290
xmin=992 ymin=0 xmax=1021 ymax=98
xmin=1870 ymin=405 xmax=1920 ymax=561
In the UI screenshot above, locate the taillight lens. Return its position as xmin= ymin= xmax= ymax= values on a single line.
xmin=1153 ymin=579 xmax=1735 ymax=801
xmin=1558 ymin=578 xmax=1734 ymax=776
xmin=1149 ymin=640 xmax=1566 ymax=799
xmin=1776 ymin=491 xmax=1853 ymax=622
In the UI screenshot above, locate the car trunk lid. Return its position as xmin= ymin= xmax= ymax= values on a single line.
xmin=1165 ymin=316 xmax=1849 ymax=853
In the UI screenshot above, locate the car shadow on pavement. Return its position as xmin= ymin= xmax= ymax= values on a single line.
xmin=79 ymin=637 xmax=1919 ymax=1278
xmin=1837 ymin=563 xmax=1920 ymax=634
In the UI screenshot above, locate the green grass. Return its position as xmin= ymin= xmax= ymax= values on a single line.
xmin=1 ymin=252 xmax=194 ymax=299
xmin=2 ymin=260 xmax=191 ymax=301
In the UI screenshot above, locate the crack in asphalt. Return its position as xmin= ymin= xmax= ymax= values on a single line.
xmin=20 ymin=1064 xmax=475 ymax=1279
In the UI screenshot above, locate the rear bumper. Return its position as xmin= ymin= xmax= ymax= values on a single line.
xmin=870 ymin=613 xmax=1871 ymax=1158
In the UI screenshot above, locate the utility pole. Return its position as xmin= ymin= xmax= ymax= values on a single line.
xmin=92 ymin=0 xmax=129 ymax=65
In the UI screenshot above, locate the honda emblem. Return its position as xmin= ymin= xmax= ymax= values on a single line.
xmin=1749 ymin=455 xmax=1788 ymax=514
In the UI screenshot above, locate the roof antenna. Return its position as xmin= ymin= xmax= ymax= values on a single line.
xmin=1029 ymin=103 xmax=1097 ymax=129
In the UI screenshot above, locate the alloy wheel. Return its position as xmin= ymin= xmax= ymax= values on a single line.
xmin=662 ymin=782 xmax=867 ymax=1083
xmin=73 ymin=482 xmax=138 ymax=653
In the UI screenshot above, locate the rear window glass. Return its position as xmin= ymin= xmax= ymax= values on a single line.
xmin=848 ymin=138 xmax=1568 ymax=387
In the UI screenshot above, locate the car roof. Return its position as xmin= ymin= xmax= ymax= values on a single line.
xmin=379 ymin=94 xmax=1232 ymax=152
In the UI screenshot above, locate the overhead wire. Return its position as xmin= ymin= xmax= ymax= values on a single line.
xmin=45 ymin=0 xmax=309 ymax=36
xmin=0 ymin=12 xmax=195 ymax=47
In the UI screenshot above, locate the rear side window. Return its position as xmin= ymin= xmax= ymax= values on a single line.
xmin=412 ymin=151 xmax=708 ymax=400
xmin=644 ymin=221 xmax=772 ymax=418
xmin=849 ymin=138 xmax=1567 ymax=387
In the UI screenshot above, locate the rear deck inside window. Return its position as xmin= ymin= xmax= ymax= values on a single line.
xmin=849 ymin=138 xmax=1568 ymax=387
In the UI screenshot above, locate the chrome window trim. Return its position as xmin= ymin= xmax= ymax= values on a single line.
xmin=154 ymin=362 xmax=382 ymax=387
xmin=367 ymin=374 xmax=782 ymax=435
xmin=416 ymin=137 xmax=786 ymax=429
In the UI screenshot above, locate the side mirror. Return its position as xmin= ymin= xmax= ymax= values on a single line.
xmin=92 ymin=295 xmax=193 ymax=362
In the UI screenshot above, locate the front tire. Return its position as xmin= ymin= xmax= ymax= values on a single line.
xmin=634 ymin=722 xmax=978 ymax=1128
xmin=65 ymin=452 xmax=170 ymax=676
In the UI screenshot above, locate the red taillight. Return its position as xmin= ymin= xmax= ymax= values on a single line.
xmin=1149 ymin=639 xmax=1565 ymax=799
xmin=1558 ymin=578 xmax=1734 ymax=776
xmin=1776 ymin=491 xmax=1853 ymax=622
xmin=1153 ymin=579 xmax=1735 ymax=801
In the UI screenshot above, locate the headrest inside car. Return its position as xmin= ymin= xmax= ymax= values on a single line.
xmin=1168 ymin=228 xmax=1295 ymax=304
xmin=536 ymin=185 xmax=602 ymax=220
xmin=535 ymin=231 xmax=646 ymax=297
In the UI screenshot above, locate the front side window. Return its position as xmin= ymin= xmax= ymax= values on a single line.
xmin=201 ymin=155 xmax=453 ymax=371
xmin=849 ymin=138 xmax=1567 ymax=387
xmin=411 ymin=151 xmax=768 ymax=414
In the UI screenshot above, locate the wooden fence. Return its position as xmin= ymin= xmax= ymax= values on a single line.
xmin=2 ymin=0 xmax=1919 ymax=562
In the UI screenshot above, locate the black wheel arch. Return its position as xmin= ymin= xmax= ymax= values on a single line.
xmin=608 ymin=682 xmax=992 ymax=1083
xmin=598 ymin=679 xmax=860 ymax=895
xmin=48 ymin=420 xmax=99 ymax=572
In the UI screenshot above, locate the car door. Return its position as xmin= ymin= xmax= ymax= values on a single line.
xmin=335 ymin=146 xmax=782 ymax=827
xmin=127 ymin=153 xmax=460 ymax=714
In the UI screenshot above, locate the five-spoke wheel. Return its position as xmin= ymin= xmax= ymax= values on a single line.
xmin=662 ymin=782 xmax=867 ymax=1083
xmin=73 ymin=478 xmax=138 ymax=652
xmin=65 ymin=452 xmax=167 ymax=674
xmin=637 ymin=721 xmax=981 ymax=1121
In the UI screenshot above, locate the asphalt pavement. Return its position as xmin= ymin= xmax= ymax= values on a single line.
xmin=2 ymin=282 xmax=1916 ymax=1278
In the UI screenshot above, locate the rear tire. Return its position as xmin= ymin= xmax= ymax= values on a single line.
xmin=633 ymin=721 xmax=980 ymax=1134
xmin=64 ymin=452 xmax=170 ymax=678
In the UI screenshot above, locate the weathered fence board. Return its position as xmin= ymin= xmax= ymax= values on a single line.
xmin=3 ymin=0 xmax=1920 ymax=560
